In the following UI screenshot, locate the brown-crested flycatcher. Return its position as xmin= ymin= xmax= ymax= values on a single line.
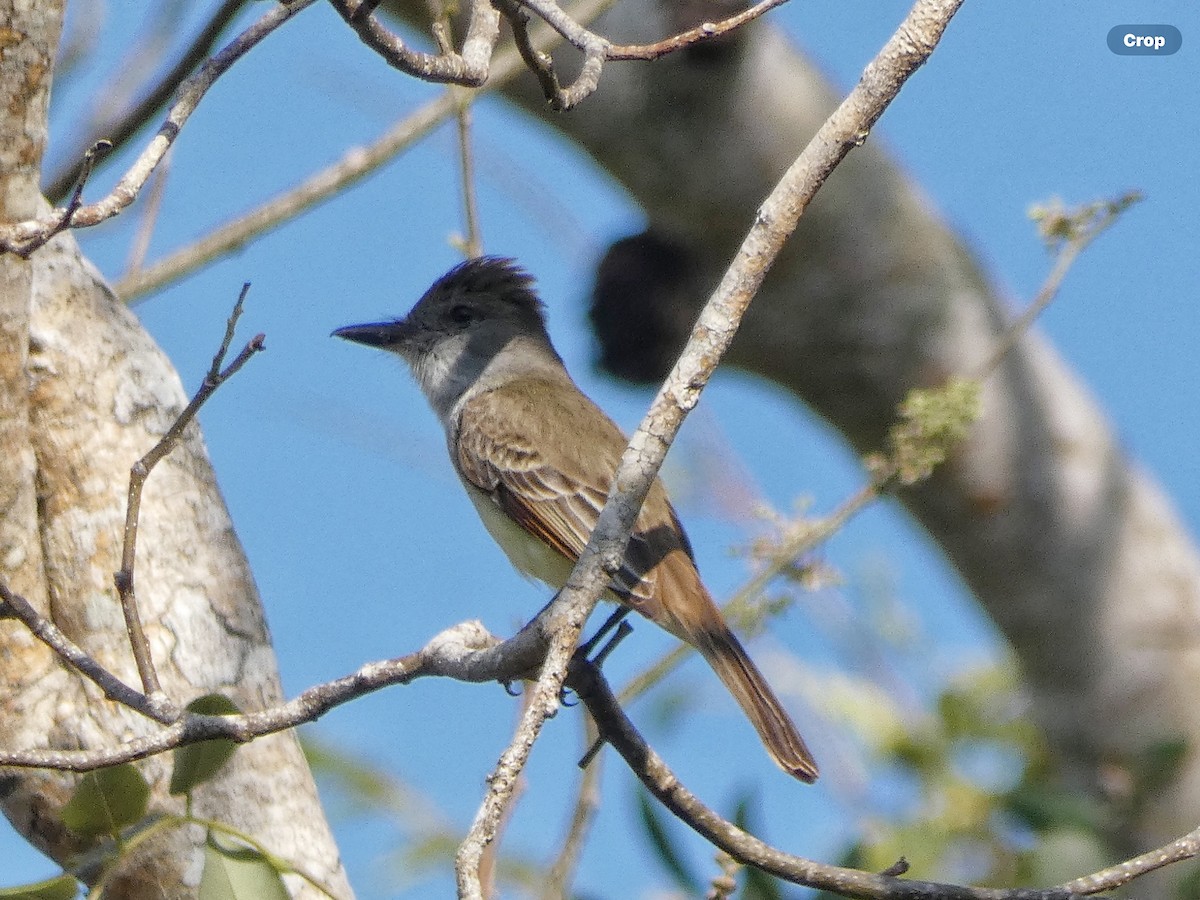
xmin=333 ymin=256 xmax=818 ymax=782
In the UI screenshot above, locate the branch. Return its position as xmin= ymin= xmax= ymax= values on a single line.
xmin=572 ymin=655 xmax=1200 ymax=898
xmin=114 ymin=285 xmax=264 ymax=700
xmin=428 ymin=0 xmax=486 ymax=257
xmin=0 ymin=0 xmax=318 ymax=254
xmin=604 ymin=0 xmax=789 ymax=59
xmin=6 ymin=139 xmax=112 ymax=258
xmin=504 ymin=0 xmax=790 ymax=108
xmin=328 ymin=0 xmax=500 ymax=85
xmin=496 ymin=0 xmax=605 ymax=110
xmin=44 ymin=0 xmax=250 ymax=204
xmin=2 ymin=594 xmax=1193 ymax=896
xmin=970 ymin=192 xmax=1143 ymax=380
xmin=0 ymin=617 xmax=546 ymax=771
xmin=0 ymin=581 xmax=169 ymax=724
xmin=540 ymin=735 xmax=603 ymax=899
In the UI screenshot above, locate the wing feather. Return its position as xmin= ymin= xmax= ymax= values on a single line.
xmin=455 ymin=379 xmax=693 ymax=620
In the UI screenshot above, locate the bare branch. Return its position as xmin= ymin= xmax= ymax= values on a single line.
xmin=0 ymin=0 xmax=317 ymax=254
xmin=586 ymin=641 xmax=1200 ymax=897
xmin=540 ymin=719 xmax=604 ymax=899
xmin=0 ymin=580 xmax=170 ymax=723
xmin=502 ymin=0 xmax=788 ymax=106
xmin=7 ymin=139 xmax=112 ymax=258
xmin=123 ymin=149 xmax=171 ymax=276
xmin=429 ymin=0 xmax=486 ymax=256
xmin=576 ymin=653 xmax=1200 ymax=896
xmin=453 ymin=92 xmax=485 ymax=257
xmin=1059 ymin=828 xmax=1200 ymax=894
xmin=0 ymin=618 xmax=544 ymax=771
xmin=499 ymin=0 xmax=607 ymax=108
xmin=328 ymin=0 xmax=500 ymax=85
xmin=115 ymin=285 xmax=264 ymax=699
xmin=44 ymin=0 xmax=250 ymax=204
xmin=605 ymin=0 xmax=790 ymax=60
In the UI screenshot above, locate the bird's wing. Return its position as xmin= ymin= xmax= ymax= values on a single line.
xmin=455 ymin=380 xmax=688 ymax=620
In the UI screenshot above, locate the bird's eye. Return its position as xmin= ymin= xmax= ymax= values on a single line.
xmin=448 ymin=304 xmax=474 ymax=325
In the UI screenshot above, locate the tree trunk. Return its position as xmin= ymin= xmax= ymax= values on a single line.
xmin=0 ymin=3 xmax=350 ymax=895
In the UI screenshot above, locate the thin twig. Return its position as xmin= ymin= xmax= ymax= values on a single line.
xmin=114 ymin=285 xmax=264 ymax=699
xmin=498 ymin=0 xmax=555 ymax=100
xmin=124 ymin=149 xmax=172 ymax=276
xmin=541 ymin=726 xmax=604 ymax=899
xmin=0 ymin=581 xmax=173 ymax=724
xmin=970 ymin=192 xmax=1143 ymax=381
xmin=1058 ymin=827 xmax=1200 ymax=894
xmin=10 ymin=140 xmax=113 ymax=258
xmin=0 ymin=618 xmax=541 ymax=770
xmin=499 ymin=0 xmax=607 ymax=108
xmin=616 ymin=481 xmax=879 ymax=708
xmin=429 ymin=0 xmax=485 ymax=256
xmin=0 ymin=0 xmax=318 ymax=254
xmin=606 ymin=0 xmax=790 ymax=59
xmin=45 ymin=0 xmax=250 ymax=204
xmin=328 ymin=0 xmax=500 ymax=86
xmin=480 ymin=688 xmax=534 ymax=896
xmin=454 ymin=92 xmax=484 ymax=257
xmin=503 ymin=0 xmax=787 ymax=106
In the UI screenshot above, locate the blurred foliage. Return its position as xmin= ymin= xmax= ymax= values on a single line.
xmin=303 ymin=733 xmax=551 ymax=896
xmin=810 ymin=660 xmax=1189 ymax=899
xmin=1029 ymin=191 xmax=1144 ymax=251
xmin=866 ymin=378 xmax=982 ymax=487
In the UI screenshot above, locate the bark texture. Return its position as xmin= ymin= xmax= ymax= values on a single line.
xmin=0 ymin=2 xmax=350 ymax=895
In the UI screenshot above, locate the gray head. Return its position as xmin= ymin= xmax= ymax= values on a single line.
xmin=333 ymin=257 xmax=562 ymax=419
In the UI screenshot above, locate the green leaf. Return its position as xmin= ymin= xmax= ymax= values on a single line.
xmin=199 ymin=835 xmax=289 ymax=900
xmin=170 ymin=694 xmax=243 ymax=796
xmin=1133 ymin=737 xmax=1189 ymax=796
xmin=0 ymin=874 xmax=80 ymax=899
xmin=60 ymin=764 xmax=150 ymax=837
xmin=635 ymin=789 xmax=700 ymax=895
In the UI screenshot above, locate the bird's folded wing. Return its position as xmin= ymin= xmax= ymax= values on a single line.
xmin=455 ymin=386 xmax=668 ymax=619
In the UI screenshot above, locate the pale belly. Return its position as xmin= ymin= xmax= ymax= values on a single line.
xmin=463 ymin=480 xmax=579 ymax=590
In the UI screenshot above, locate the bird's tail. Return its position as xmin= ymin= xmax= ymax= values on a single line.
xmin=658 ymin=555 xmax=819 ymax=783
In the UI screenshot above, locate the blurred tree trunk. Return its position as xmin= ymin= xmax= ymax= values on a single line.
xmin=382 ymin=0 xmax=1200 ymax=882
xmin=0 ymin=3 xmax=350 ymax=896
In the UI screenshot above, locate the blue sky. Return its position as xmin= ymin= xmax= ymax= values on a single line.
xmin=7 ymin=1 xmax=1199 ymax=896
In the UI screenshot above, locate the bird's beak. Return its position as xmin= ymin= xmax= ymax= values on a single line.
xmin=331 ymin=319 xmax=411 ymax=348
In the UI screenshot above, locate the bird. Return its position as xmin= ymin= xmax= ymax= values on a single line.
xmin=333 ymin=256 xmax=818 ymax=782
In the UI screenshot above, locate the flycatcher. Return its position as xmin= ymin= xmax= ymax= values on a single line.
xmin=333 ymin=256 xmax=818 ymax=783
